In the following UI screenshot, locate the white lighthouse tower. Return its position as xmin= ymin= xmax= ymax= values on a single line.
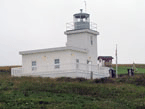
xmin=65 ymin=9 xmax=99 ymax=65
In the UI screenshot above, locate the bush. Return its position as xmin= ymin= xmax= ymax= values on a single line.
xmin=56 ymin=77 xmax=87 ymax=82
xmin=94 ymin=77 xmax=115 ymax=83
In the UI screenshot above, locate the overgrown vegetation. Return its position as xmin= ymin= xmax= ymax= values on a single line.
xmin=0 ymin=72 xmax=145 ymax=109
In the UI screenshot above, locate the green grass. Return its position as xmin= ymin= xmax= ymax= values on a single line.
xmin=0 ymin=72 xmax=145 ymax=109
xmin=112 ymin=65 xmax=145 ymax=74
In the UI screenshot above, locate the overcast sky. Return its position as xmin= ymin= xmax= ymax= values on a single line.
xmin=0 ymin=0 xmax=145 ymax=66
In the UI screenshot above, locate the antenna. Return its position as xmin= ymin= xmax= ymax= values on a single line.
xmin=84 ymin=0 xmax=87 ymax=12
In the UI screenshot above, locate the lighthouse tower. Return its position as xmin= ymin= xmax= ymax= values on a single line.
xmin=65 ymin=9 xmax=99 ymax=65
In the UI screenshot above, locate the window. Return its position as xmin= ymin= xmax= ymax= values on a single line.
xmin=54 ymin=59 xmax=60 ymax=69
xmin=76 ymin=59 xmax=79 ymax=63
xmin=55 ymin=59 xmax=59 ymax=64
xmin=90 ymin=36 xmax=93 ymax=45
xmin=32 ymin=61 xmax=36 ymax=66
xmin=76 ymin=59 xmax=79 ymax=69
xmin=87 ymin=60 xmax=89 ymax=64
xmin=55 ymin=65 xmax=60 ymax=69
xmin=32 ymin=61 xmax=37 ymax=71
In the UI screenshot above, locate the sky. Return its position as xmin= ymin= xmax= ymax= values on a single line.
xmin=0 ymin=0 xmax=145 ymax=66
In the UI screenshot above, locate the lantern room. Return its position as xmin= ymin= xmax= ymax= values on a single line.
xmin=73 ymin=9 xmax=90 ymax=30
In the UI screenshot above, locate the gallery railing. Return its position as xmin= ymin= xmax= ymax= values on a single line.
xmin=66 ymin=22 xmax=97 ymax=31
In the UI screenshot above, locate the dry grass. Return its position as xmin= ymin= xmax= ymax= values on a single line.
xmin=0 ymin=65 xmax=21 ymax=70
xmin=0 ymin=65 xmax=21 ymax=72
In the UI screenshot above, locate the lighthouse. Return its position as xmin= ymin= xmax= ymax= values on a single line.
xmin=65 ymin=9 xmax=99 ymax=65
xmin=12 ymin=9 xmax=110 ymax=79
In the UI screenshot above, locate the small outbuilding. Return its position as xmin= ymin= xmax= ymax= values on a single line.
xmin=98 ymin=56 xmax=114 ymax=67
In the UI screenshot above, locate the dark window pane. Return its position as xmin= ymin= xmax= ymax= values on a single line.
xmin=32 ymin=61 xmax=36 ymax=66
xmin=55 ymin=59 xmax=59 ymax=64
xmin=76 ymin=59 xmax=79 ymax=63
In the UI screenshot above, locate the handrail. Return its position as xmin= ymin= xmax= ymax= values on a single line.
xmin=66 ymin=22 xmax=97 ymax=31
xmin=11 ymin=64 xmax=108 ymax=73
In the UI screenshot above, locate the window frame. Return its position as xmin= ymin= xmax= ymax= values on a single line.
xmin=54 ymin=59 xmax=60 ymax=69
xmin=32 ymin=61 xmax=37 ymax=71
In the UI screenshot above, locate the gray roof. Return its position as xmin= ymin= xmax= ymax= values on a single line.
xmin=98 ymin=56 xmax=114 ymax=60
xmin=19 ymin=46 xmax=88 ymax=55
xmin=74 ymin=13 xmax=90 ymax=18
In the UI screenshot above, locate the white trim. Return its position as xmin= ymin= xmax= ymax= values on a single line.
xmin=64 ymin=29 xmax=99 ymax=35
xmin=19 ymin=46 xmax=88 ymax=55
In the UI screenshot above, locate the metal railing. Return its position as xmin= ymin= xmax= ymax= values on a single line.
xmin=66 ymin=22 xmax=97 ymax=31
xmin=11 ymin=63 xmax=110 ymax=79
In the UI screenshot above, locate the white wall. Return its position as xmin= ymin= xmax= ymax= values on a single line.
xmin=22 ymin=50 xmax=70 ymax=74
xmin=13 ymin=49 xmax=110 ymax=78
xmin=70 ymin=50 xmax=87 ymax=64
xmin=66 ymin=31 xmax=98 ymax=65
xmin=22 ymin=50 xmax=87 ymax=74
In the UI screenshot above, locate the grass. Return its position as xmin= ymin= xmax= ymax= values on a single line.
xmin=0 ymin=72 xmax=145 ymax=109
xmin=112 ymin=64 xmax=145 ymax=74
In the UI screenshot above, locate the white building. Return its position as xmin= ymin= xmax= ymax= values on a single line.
xmin=11 ymin=10 xmax=110 ymax=79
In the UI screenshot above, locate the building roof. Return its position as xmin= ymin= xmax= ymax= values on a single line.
xmin=19 ymin=46 xmax=88 ymax=55
xmin=98 ymin=56 xmax=114 ymax=60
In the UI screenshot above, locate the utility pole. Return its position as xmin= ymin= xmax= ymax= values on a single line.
xmin=116 ymin=44 xmax=118 ymax=78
